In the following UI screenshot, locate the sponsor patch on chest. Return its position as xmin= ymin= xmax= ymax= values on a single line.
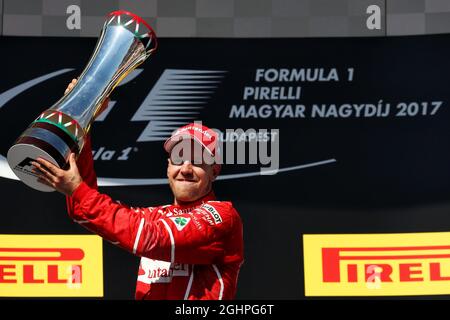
xmin=137 ymin=258 xmax=189 ymax=284
xmin=169 ymin=217 xmax=191 ymax=231
xmin=201 ymin=204 xmax=223 ymax=225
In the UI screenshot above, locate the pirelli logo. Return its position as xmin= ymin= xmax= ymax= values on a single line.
xmin=0 ymin=235 xmax=103 ymax=297
xmin=303 ymin=232 xmax=450 ymax=296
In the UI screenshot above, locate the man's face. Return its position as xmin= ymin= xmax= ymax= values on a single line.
xmin=167 ymin=140 xmax=220 ymax=204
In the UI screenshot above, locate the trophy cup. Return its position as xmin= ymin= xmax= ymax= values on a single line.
xmin=7 ymin=10 xmax=157 ymax=192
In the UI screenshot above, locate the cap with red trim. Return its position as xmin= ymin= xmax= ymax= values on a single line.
xmin=163 ymin=123 xmax=219 ymax=156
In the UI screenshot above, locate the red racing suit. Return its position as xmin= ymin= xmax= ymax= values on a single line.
xmin=66 ymin=136 xmax=244 ymax=300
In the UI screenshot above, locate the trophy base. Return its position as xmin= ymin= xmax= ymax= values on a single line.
xmin=7 ymin=143 xmax=60 ymax=192
xmin=7 ymin=120 xmax=79 ymax=192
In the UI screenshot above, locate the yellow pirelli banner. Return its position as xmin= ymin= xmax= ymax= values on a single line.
xmin=0 ymin=235 xmax=103 ymax=297
xmin=303 ymin=232 xmax=450 ymax=296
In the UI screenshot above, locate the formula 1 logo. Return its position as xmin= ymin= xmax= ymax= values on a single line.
xmin=0 ymin=235 xmax=103 ymax=297
xmin=0 ymin=67 xmax=336 ymax=186
xmin=303 ymin=233 xmax=450 ymax=296
xmin=131 ymin=69 xmax=226 ymax=142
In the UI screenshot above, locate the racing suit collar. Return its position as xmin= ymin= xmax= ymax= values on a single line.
xmin=173 ymin=190 xmax=216 ymax=210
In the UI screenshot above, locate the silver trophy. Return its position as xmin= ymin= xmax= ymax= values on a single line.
xmin=7 ymin=10 xmax=157 ymax=192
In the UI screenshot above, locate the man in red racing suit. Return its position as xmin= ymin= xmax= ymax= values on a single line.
xmin=32 ymin=97 xmax=244 ymax=299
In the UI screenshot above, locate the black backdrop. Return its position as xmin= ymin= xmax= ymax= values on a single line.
xmin=1 ymin=34 xmax=450 ymax=299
